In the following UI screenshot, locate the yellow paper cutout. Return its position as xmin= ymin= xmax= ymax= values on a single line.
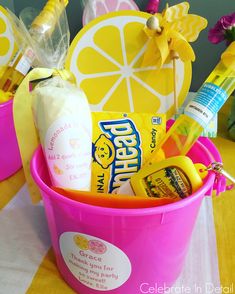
xmin=66 ymin=10 xmax=192 ymax=119
xmin=142 ymin=2 xmax=208 ymax=68
xmin=0 ymin=5 xmax=17 ymax=66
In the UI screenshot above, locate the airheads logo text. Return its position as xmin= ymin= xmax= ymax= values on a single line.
xmin=93 ymin=119 xmax=142 ymax=193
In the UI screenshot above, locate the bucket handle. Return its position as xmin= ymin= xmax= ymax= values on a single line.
xmin=196 ymin=140 xmax=234 ymax=195
xmin=167 ymin=120 xmax=232 ymax=195
xmin=206 ymin=162 xmax=235 ymax=193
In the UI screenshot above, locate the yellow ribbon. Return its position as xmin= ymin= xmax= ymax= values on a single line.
xmin=53 ymin=69 xmax=76 ymax=84
xmin=221 ymin=41 xmax=235 ymax=71
xmin=13 ymin=67 xmax=75 ymax=203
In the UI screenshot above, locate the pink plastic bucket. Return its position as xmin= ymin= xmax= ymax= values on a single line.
xmin=0 ymin=99 xmax=22 ymax=181
xmin=31 ymin=138 xmax=221 ymax=293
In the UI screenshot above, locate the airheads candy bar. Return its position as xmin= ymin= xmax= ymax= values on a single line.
xmin=91 ymin=112 xmax=166 ymax=194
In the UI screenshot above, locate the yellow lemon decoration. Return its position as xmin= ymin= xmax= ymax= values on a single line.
xmin=93 ymin=134 xmax=115 ymax=169
xmin=53 ymin=164 xmax=64 ymax=175
xmin=66 ymin=11 xmax=191 ymax=119
xmin=73 ymin=234 xmax=89 ymax=250
xmin=0 ymin=6 xmax=17 ymax=67
xmin=69 ymin=138 xmax=80 ymax=149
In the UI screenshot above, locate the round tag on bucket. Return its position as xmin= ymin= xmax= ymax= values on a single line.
xmin=59 ymin=232 xmax=132 ymax=291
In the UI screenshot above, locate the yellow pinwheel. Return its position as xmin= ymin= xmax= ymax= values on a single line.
xmin=142 ymin=2 xmax=208 ymax=68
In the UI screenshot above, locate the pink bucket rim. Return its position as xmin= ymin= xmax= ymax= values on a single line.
xmin=0 ymin=98 xmax=13 ymax=108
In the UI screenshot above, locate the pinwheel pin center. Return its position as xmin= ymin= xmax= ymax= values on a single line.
xmin=146 ymin=15 xmax=162 ymax=33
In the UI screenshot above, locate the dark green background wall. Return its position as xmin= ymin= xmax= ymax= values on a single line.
xmin=1 ymin=0 xmax=235 ymax=91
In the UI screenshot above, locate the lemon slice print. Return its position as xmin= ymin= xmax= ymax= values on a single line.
xmin=66 ymin=11 xmax=191 ymax=119
xmin=0 ymin=6 xmax=16 ymax=67
xmin=73 ymin=234 xmax=89 ymax=250
xmin=82 ymin=0 xmax=139 ymax=25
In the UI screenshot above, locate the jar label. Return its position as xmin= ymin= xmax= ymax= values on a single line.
xmin=184 ymin=82 xmax=227 ymax=127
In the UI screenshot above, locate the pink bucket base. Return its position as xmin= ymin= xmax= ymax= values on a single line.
xmin=31 ymin=137 xmax=221 ymax=293
xmin=0 ymin=99 xmax=22 ymax=181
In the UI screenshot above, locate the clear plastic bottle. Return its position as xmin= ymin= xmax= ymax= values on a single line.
xmin=146 ymin=42 xmax=235 ymax=165
xmin=0 ymin=0 xmax=68 ymax=93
